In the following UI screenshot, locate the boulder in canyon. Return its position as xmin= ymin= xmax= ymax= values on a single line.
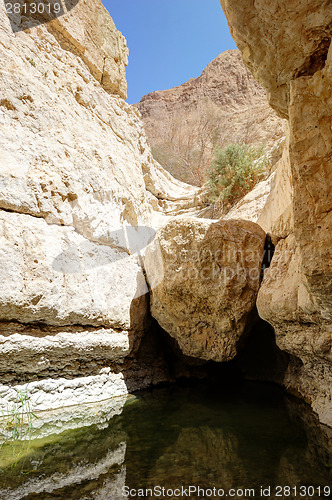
xmin=144 ymin=217 xmax=266 ymax=361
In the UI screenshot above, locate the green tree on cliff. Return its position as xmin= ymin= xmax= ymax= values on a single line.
xmin=208 ymin=143 xmax=268 ymax=210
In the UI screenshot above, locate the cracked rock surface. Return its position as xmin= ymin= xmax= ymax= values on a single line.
xmin=221 ymin=0 xmax=332 ymax=426
xmin=0 ymin=0 xmax=199 ymax=412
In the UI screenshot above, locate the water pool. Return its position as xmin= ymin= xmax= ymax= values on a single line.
xmin=0 ymin=382 xmax=331 ymax=499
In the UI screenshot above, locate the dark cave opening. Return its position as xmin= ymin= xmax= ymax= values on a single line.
xmin=136 ymin=314 xmax=290 ymax=393
xmin=262 ymin=234 xmax=275 ymax=275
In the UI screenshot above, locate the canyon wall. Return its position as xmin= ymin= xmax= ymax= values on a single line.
xmin=221 ymin=0 xmax=332 ymax=426
xmin=0 ymin=0 xmax=330 ymax=430
xmin=0 ymin=0 xmax=200 ymax=413
xmin=136 ymin=50 xmax=286 ymax=185
xmin=1 ymin=0 xmax=266 ymax=419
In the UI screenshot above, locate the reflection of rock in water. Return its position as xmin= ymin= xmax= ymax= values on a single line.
xmin=122 ymin=383 xmax=332 ymax=492
xmin=0 ymin=383 xmax=330 ymax=498
xmin=0 ymin=396 xmax=128 ymax=445
xmin=0 ymin=419 xmax=127 ymax=499
xmin=149 ymin=427 xmax=249 ymax=489
xmin=92 ymin=467 xmax=127 ymax=500
xmin=4 ymin=445 xmax=126 ymax=500
xmin=278 ymin=395 xmax=332 ymax=488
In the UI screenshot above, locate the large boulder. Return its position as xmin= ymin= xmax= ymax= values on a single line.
xmin=144 ymin=217 xmax=266 ymax=361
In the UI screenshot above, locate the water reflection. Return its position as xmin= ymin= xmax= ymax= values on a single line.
xmin=0 ymin=383 xmax=331 ymax=499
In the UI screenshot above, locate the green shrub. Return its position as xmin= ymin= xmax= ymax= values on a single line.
xmin=0 ymin=389 xmax=37 ymax=441
xmin=208 ymin=143 xmax=268 ymax=210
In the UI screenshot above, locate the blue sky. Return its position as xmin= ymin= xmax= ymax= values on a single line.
xmin=102 ymin=0 xmax=237 ymax=103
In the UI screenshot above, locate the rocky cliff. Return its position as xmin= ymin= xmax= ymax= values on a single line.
xmin=0 ymin=0 xmax=201 ymax=413
xmin=221 ymin=0 xmax=332 ymax=426
xmin=136 ymin=50 xmax=286 ymax=185
xmin=0 ymin=0 xmax=272 ymax=421
xmin=0 ymin=0 xmax=330 ymax=431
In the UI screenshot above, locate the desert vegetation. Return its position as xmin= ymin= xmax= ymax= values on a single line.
xmin=208 ymin=143 xmax=268 ymax=210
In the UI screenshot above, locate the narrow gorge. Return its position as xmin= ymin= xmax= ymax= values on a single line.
xmin=0 ymin=0 xmax=331 ymax=495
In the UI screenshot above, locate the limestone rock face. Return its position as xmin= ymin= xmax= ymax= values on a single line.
xmin=257 ymin=235 xmax=332 ymax=425
xmin=224 ymin=173 xmax=276 ymax=224
xmin=0 ymin=2 xmax=197 ymax=232
xmin=257 ymin=135 xmax=294 ymax=242
xmin=52 ymin=0 xmax=129 ymax=99
xmin=0 ymin=0 xmax=199 ymax=412
xmin=288 ymin=46 xmax=332 ymax=323
xmin=136 ymin=50 xmax=286 ymax=184
xmin=221 ymin=0 xmax=332 ymax=425
xmin=0 ymin=211 xmax=148 ymax=331
xmin=0 ymin=323 xmax=131 ymax=382
xmin=144 ymin=217 xmax=266 ymax=361
xmin=220 ymin=0 xmax=332 ymax=118
xmin=9 ymin=0 xmax=129 ymax=98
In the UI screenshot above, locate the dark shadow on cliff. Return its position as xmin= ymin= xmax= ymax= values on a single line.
xmin=131 ymin=307 xmax=290 ymax=391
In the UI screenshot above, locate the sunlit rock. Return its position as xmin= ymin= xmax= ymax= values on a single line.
xmin=145 ymin=217 xmax=265 ymax=361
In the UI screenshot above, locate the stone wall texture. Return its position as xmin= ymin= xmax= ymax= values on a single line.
xmin=0 ymin=0 xmax=199 ymax=412
xmin=221 ymin=0 xmax=332 ymax=426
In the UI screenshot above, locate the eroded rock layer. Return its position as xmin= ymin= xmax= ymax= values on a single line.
xmin=0 ymin=0 xmax=199 ymax=412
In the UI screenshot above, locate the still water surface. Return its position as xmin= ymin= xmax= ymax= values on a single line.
xmin=0 ymin=382 xmax=331 ymax=499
